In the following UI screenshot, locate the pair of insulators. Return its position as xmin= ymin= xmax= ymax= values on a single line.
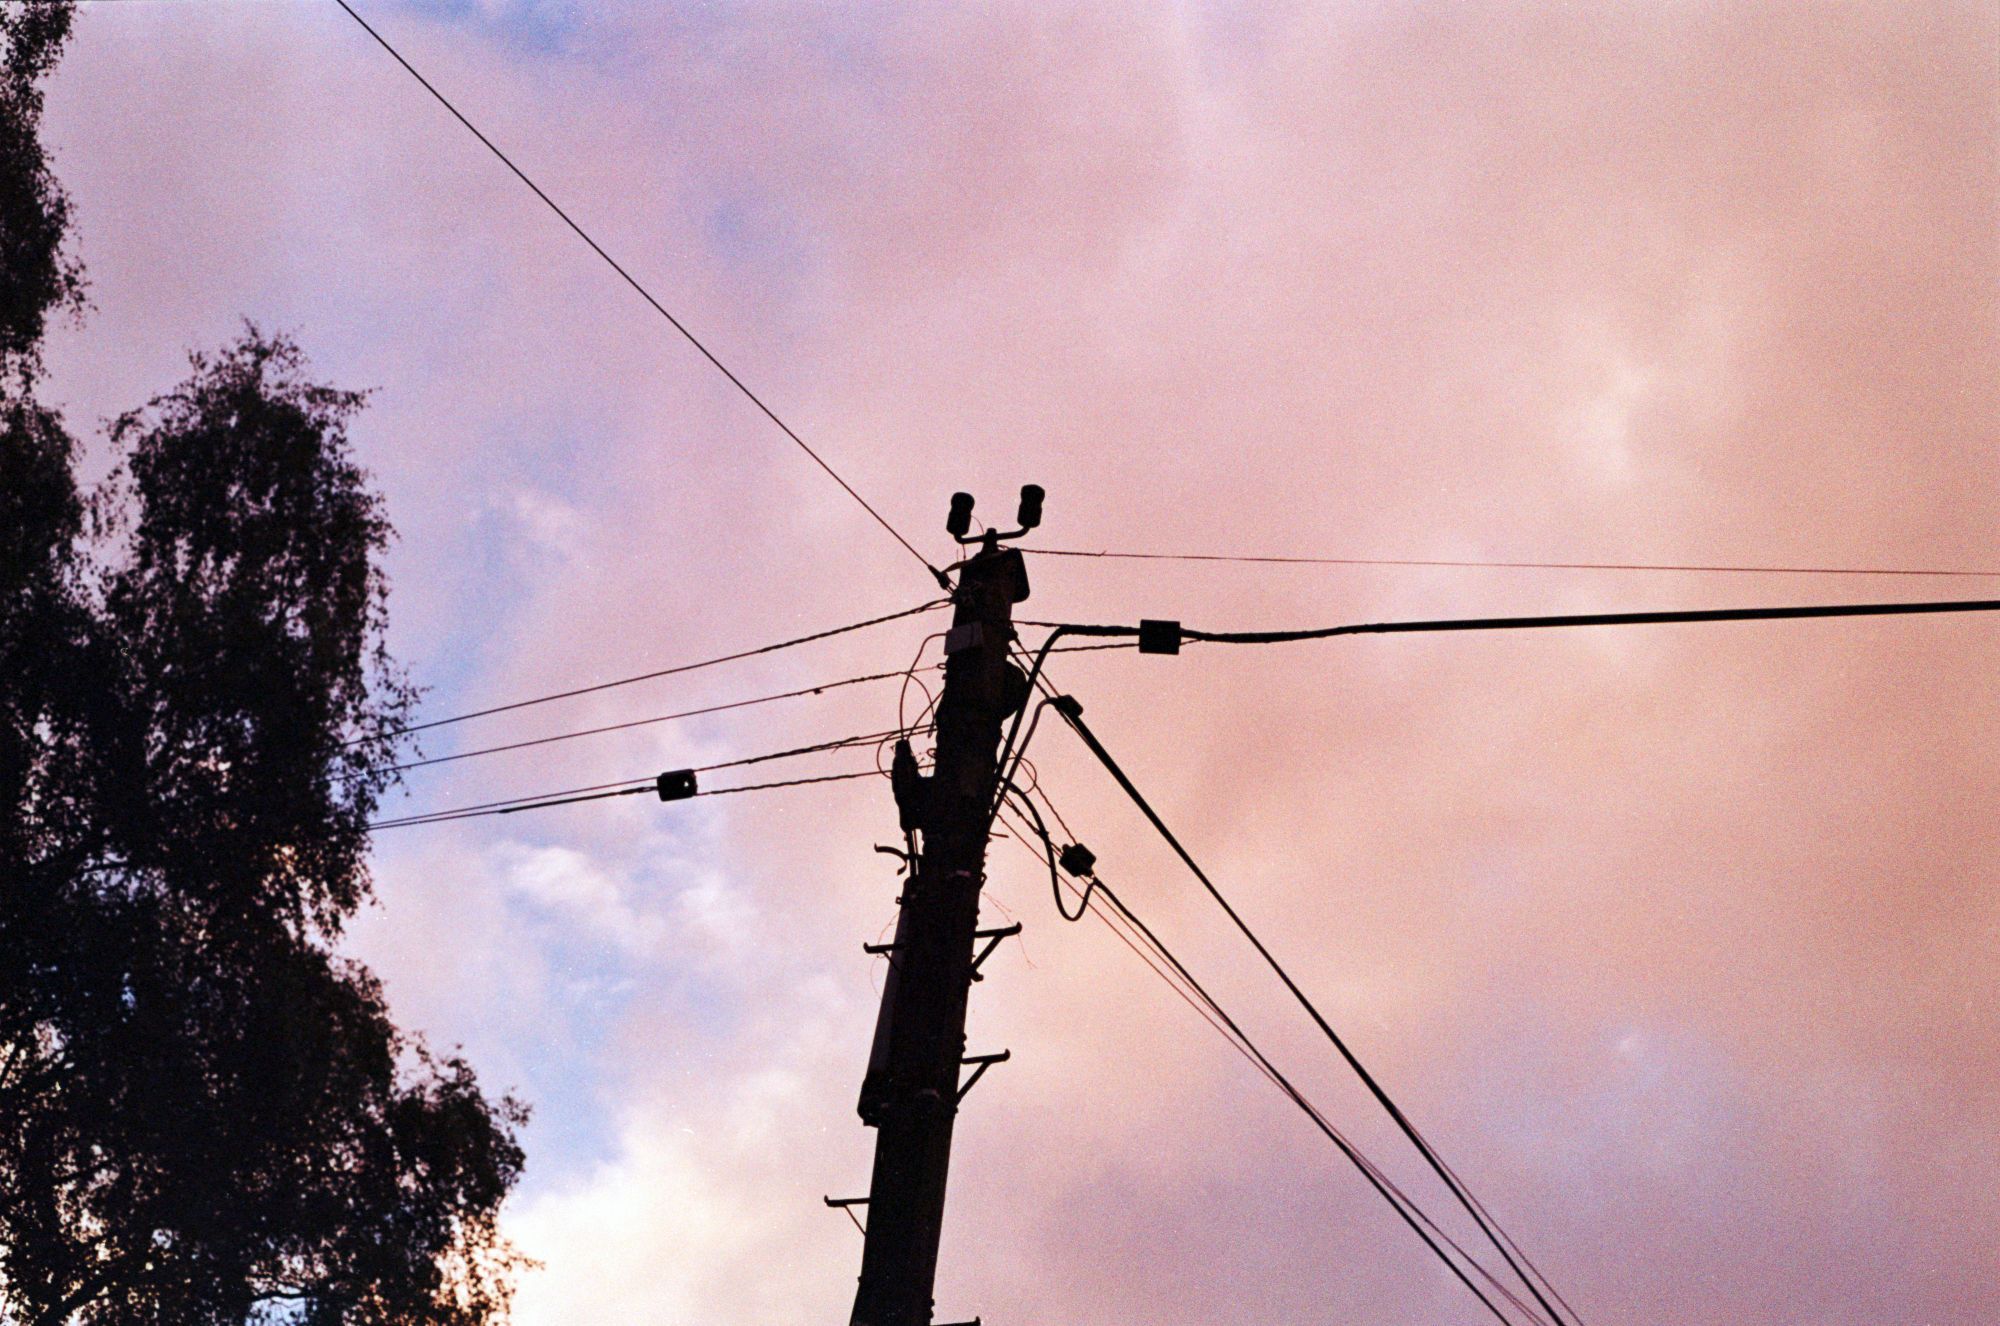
xmin=947 ymin=485 xmax=1043 ymax=538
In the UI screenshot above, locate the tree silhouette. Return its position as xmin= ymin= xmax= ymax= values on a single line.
xmin=1 ymin=7 xmax=527 ymax=1322
xmin=0 ymin=1 xmax=82 ymax=372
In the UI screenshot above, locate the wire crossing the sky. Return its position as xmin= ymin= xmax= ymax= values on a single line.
xmin=372 ymin=768 xmax=882 ymax=831
xmin=996 ymin=790 xmax=1553 ymax=1325
xmin=1054 ymin=704 xmax=1582 ymax=1326
xmin=352 ymin=598 xmax=945 ymax=747
xmin=1174 ymin=597 xmax=2000 ymax=645
xmin=388 ymin=667 xmax=912 ymax=773
xmin=369 ymin=725 xmax=916 ymax=830
xmin=1026 ymin=547 xmax=2000 ymax=579
xmin=1028 ymin=597 xmax=2000 ymax=653
xmin=993 ymin=589 xmax=2000 ymax=1320
xmin=333 ymin=0 xmax=947 ymax=588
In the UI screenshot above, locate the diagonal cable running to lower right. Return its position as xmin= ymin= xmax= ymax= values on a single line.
xmin=333 ymin=0 xmax=947 ymax=588
xmin=1051 ymin=706 xmax=1584 ymax=1326
xmin=994 ymin=790 xmax=1548 ymax=1325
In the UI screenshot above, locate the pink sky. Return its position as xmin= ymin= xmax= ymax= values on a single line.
xmin=37 ymin=1 xmax=1998 ymax=1322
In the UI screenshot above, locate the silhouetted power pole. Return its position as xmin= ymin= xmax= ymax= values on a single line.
xmin=844 ymin=489 xmax=1042 ymax=1326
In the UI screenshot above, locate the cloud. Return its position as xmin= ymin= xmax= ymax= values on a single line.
xmin=37 ymin=0 xmax=2000 ymax=1321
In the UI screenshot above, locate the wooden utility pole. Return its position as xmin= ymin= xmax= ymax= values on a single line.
xmin=846 ymin=491 xmax=1039 ymax=1326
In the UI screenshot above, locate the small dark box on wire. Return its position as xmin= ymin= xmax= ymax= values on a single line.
xmin=657 ymin=769 xmax=698 ymax=802
xmin=1138 ymin=619 xmax=1182 ymax=655
xmin=1058 ymin=843 xmax=1097 ymax=878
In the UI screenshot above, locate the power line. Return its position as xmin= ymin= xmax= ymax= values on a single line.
xmin=353 ymin=598 xmax=946 ymax=747
xmin=1027 ymin=547 xmax=2000 ymax=580
xmin=991 ymin=788 xmax=1552 ymax=1323
xmin=698 ymin=726 xmax=915 ymax=776
xmin=703 ymin=768 xmax=881 ymax=797
xmin=1037 ymin=640 xmax=1142 ymax=655
xmin=332 ymin=0 xmax=947 ymax=589
xmin=1003 ymin=592 xmax=1998 ymax=1317
xmin=1016 ymin=772 xmax=1576 ymax=1320
xmin=995 ymin=792 xmax=1548 ymax=1325
xmin=1173 ymin=597 xmax=2000 ymax=646
xmin=373 ymin=775 xmax=653 ymax=829
xmin=389 ymin=668 xmax=910 ymax=773
xmin=1053 ymin=704 xmax=1581 ymax=1326
xmin=1024 ymin=597 xmax=2000 ymax=653
xmin=376 ymin=768 xmax=884 ymax=832
xmin=369 ymin=726 xmax=915 ymax=830
xmin=1089 ymin=874 xmax=1553 ymax=1326
xmin=371 ymin=768 xmax=883 ymax=831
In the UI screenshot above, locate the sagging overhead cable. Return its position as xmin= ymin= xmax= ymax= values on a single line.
xmin=1024 ymin=597 xmax=2000 ymax=656
xmin=368 ymin=725 xmax=921 ymax=830
xmin=350 ymin=599 xmax=947 ymax=748
xmin=389 ymin=668 xmax=913 ymax=774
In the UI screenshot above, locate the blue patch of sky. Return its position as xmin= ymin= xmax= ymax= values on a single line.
xmin=488 ymin=867 xmax=750 ymax=1190
xmin=1182 ymin=0 xmax=1274 ymax=66
xmin=387 ymin=0 xmax=585 ymax=60
xmin=376 ymin=398 xmax=627 ymax=780
xmin=368 ymin=1 xmax=916 ymax=361
xmin=503 ymin=931 xmax=636 ymax=1189
xmin=700 ymin=188 xmax=820 ymax=310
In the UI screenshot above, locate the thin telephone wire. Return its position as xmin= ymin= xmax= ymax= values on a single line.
xmin=1026 ymin=547 xmax=2000 ymax=579
xmin=333 ymin=0 xmax=946 ymax=587
xmin=390 ymin=668 xmax=909 ymax=773
xmin=353 ymin=599 xmax=945 ymax=746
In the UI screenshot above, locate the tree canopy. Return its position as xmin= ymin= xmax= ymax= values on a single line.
xmin=1 ymin=7 xmax=527 ymax=1322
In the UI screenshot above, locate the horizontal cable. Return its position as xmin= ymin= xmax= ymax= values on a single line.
xmin=369 ymin=727 xmax=917 ymax=830
xmin=389 ymin=669 xmax=909 ymax=773
xmin=372 ymin=776 xmax=653 ymax=829
xmin=1178 ymin=597 xmax=2000 ymax=645
xmin=1027 ymin=547 xmax=2000 ymax=579
xmin=1027 ymin=598 xmax=2000 ymax=650
xmin=1037 ymin=640 xmax=1141 ymax=655
xmin=370 ymin=781 xmax=654 ymax=830
xmin=698 ymin=768 xmax=880 ymax=798
xmin=352 ymin=598 xmax=946 ymax=747
xmin=371 ymin=768 xmax=882 ymax=831
xmin=697 ymin=727 xmax=915 ymax=775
